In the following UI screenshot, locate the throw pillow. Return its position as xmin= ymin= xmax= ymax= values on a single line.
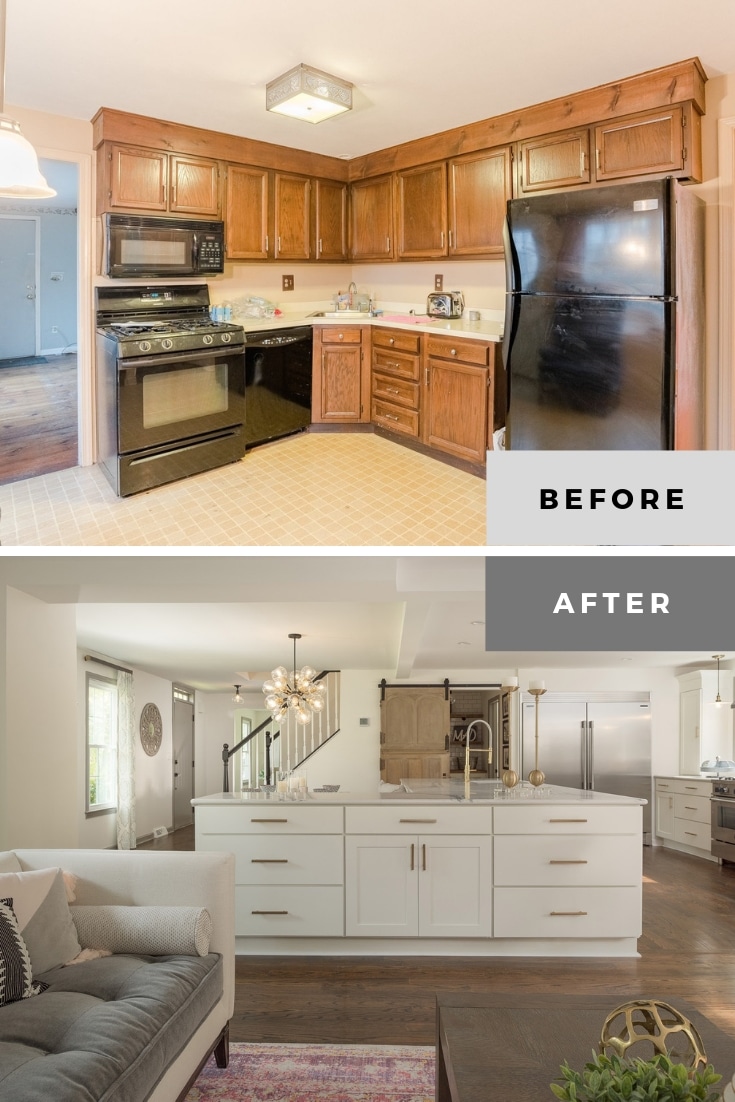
xmin=0 ymin=899 xmax=47 ymax=1006
xmin=0 ymin=867 xmax=81 ymax=974
xmin=71 ymin=905 xmax=213 ymax=957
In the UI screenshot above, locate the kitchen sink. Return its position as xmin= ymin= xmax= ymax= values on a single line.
xmin=309 ymin=310 xmax=372 ymax=319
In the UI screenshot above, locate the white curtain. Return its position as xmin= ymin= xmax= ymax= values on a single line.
xmin=116 ymin=670 xmax=137 ymax=850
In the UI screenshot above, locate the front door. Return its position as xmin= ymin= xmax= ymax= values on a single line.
xmin=172 ymin=695 xmax=194 ymax=830
xmin=0 ymin=218 xmax=37 ymax=360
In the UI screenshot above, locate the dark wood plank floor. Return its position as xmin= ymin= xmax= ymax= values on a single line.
xmin=139 ymin=828 xmax=735 ymax=1046
xmin=0 ymin=353 xmax=77 ymax=484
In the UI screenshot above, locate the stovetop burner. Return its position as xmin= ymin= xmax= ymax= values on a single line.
xmin=95 ymin=283 xmax=245 ymax=356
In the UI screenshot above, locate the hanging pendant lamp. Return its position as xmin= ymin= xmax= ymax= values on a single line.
xmin=713 ymin=654 xmax=726 ymax=707
xmin=262 ymin=633 xmax=327 ymax=726
xmin=232 ymin=684 xmax=244 ymax=704
xmin=0 ymin=0 xmax=55 ymax=198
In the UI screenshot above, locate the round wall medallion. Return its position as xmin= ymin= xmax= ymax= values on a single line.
xmin=140 ymin=703 xmax=163 ymax=756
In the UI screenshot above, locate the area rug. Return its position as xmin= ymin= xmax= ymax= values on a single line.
xmin=185 ymin=1042 xmax=435 ymax=1102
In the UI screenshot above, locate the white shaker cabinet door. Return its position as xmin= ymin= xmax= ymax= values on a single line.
xmin=345 ymin=835 xmax=419 ymax=936
xmin=418 ymin=835 xmax=493 ymax=937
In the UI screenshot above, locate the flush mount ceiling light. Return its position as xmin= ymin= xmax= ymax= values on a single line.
xmin=0 ymin=0 xmax=55 ymax=197
xmin=262 ymin=633 xmax=327 ymax=725
xmin=266 ymin=63 xmax=353 ymax=124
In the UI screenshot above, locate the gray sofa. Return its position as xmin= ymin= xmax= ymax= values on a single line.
xmin=0 ymin=848 xmax=235 ymax=1102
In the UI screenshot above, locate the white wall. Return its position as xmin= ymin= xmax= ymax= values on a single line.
xmin=4 ymin=587 xmax=78 ymax=849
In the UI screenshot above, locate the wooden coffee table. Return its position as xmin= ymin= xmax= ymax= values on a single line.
xmin=436 ymin=992 xmax=735 ymax=1102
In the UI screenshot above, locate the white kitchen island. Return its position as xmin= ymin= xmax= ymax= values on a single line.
xmin=192 ymin=782 xmax=645 ymax=957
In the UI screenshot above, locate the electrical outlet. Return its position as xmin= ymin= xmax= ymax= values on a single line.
xmin=282 ymin=274 xmax=294 ymax=291
xmin=434 ymin=274 xmax=443 ymax=292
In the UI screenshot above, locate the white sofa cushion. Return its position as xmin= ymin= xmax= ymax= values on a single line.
xmin=70 ymin=905 xmax=213 ymax=956
xmin=0 ymin=868 xmax=81 ymax=974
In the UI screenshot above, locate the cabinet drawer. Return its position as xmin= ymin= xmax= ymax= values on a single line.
xmin=346 ymin=804 xmax=492 ymax=835
xmin=196 ymin=804 xmax=344 ymax=835
xmin=673 ymin=793 xmax=710 ymax=824
xmin=319 ymin=327 xmax=362 ymax=345
xmin=656 ymin=778 xmax=711 ymax=797
xmin=236 ymin=885 xmax=344 ymax=936
xmin=425 ymin=336 xmax=490 ymax=366
xmin=673 ymin=817 xmax=711 ymax=850
xmin=372 ymin=347 xmax=420 ymax=380
xmin=372 ymin=398 xmax=420 ymax=437
xmin=493 ymin=834 xmax=641 ymax=887
xmin=494 ymin=886 xmax=641 ymax=938
xmin=372 ymin=327 xmax=421 ymax=355
xmin=228 ymin=834 xmax=344 ymax=885
xmin=372 ymin=372 xmax=419 ymax=410
xmin=493 ymin=804 xmax=642 ymax=835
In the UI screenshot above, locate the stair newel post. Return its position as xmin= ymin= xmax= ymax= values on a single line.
xmin=222 ymin=744 xmax=230 ymax=793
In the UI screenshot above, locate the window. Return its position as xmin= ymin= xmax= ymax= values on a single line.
xmin=86 ymin=673 xmax=117 ymax=814
xmin=240 ymin=717 xmax=251 ymax=790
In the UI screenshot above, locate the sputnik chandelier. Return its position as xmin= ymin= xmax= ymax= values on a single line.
xmin=262 ymin=633 xmax=326 ymax=725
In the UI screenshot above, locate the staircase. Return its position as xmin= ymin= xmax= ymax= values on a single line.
xmin=222 ymin=671 xmax=341 ymax=791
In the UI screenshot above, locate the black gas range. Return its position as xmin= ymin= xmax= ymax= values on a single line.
xmin=95 ymin=285 xmax=247 ymax=497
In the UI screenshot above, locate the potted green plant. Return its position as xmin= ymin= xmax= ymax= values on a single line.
xmin=551 ymin=1052 xmax=722 ymax=1102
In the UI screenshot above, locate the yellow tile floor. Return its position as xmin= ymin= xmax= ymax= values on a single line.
xmin=0 ymin=433 xmax=486 ymax=547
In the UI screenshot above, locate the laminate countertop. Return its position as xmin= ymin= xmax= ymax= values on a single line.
xmin=235 ymin=312 xmax=504 ymax=343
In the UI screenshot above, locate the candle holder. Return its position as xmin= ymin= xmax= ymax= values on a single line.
xmin=501 ymin=683 xmax=520 ymax=789
xmin=527 ymin=687 xmax=547 ymax=786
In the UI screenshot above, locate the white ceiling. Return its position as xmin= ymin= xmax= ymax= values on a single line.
xmin=6 ymin=1 xmax=735 ymax=160
xmin=3 ymin=555 xmax=729 ymax=691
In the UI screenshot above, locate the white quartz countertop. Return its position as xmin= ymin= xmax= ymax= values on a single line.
xmin=235 ymin=312 xmax=503 ymax=343
xmin=192 ymin=782 xmax=646 ymax=807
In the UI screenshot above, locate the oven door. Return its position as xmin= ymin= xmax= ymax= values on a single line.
xmin=105 ymin=217 xmax=198 ymax=278
xmin=117 ymin=347 xmax=246 ymax=455
xmin=711 ymin=796 xmax=735 ymax=846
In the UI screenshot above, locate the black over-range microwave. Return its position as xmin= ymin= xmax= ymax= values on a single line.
xmin=103 ymin=214 xmax=225 ymax=278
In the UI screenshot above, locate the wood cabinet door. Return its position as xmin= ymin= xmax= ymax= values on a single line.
xmin=424 ymin=358 xmax=488 ymax=465
xmin=170 ymin=155 xmax=220 ymax=216
xmin=274 ymin=172 xmax=311 ymax=259
xmin=448 ymin=147 xmax=512 ymax=255
xmin=109 ymin=144 xmax=168 ymax=211
xmin=350 ymin=175 xmax=394 ymax=260
xmin=381 ymin=688 xmax=449 ymax=752
xmin=318 ymin=344 xmax=364 ymax=421
xmin=517 ymin=129 xmax=591 ymax=193
xmin=315 ymin=179 xmax=348 ymax=260
xmin=594 ymin=106 xmax=684 ymax=181
xmin=225 ymin=165 xmax=270 ymax=259
xmin=395 ymin=161 xmax=447 ymax=258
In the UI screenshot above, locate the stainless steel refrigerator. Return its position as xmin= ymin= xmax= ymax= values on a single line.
xmin=503 ymin=178 xmax=703 ymax=450
xmin=521 ymin=693 xmax=652 ymax=841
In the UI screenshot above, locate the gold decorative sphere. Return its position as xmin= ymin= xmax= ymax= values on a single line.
xmin=528 ymin=769 xmax=545 ymax=787
xmin=502 ymin=769 xmax=519 ymax=788
xmin=600 ymin=1000 xmax=708 ymax=1070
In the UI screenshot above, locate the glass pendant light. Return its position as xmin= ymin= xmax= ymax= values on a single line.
xmin=0 ymin=0 xmax=56 ymax=198
xmin=713 ymin=654 xmax=727 ymax=707
xmin=262 ymin=633 xmax=327 ymax=725
xmin=232 ymin=684 xmax=244 ymax=704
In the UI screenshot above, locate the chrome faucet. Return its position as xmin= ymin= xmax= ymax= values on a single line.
xmin=348 ymin=281 xmax=357 ymax=306
xmin=463 ymin=719 xmax=493 ymax=800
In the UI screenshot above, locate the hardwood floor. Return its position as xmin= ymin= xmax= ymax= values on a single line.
xmin=0 ymin=353 xmax=77 ymax=484
xmin=139 ymin=830 xmax=735 ymax=1047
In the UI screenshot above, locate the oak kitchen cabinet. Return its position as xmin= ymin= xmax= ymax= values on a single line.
xmin=517 ymin=128 xmax=591 ymax=193
xmin=594 ymin=105 xmax=689 ymax=181
xmin=311 ymin=326 xmax=369 ymax=424
xmin=423 ymin=335 xmax=495 ymax=466
xmin=448 ymin=147 xmax=513 ymax=256
xmin=350 ymin=175 xmax=395 ymax=260
xmin=395 ymin=161 xmax=448 ymax=259
xmin=102 ymin=143 xmax=221 ymax=216
xmin=314 ymin=178 xmax=348 ymax=261
xmin=371 ymin=327 xmax=422 ymax=439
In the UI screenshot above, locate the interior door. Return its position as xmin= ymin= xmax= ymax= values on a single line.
xmin=0 ymin=217 xmax=37 ymax=359
xmin=172 ymin=695 xmax=194 ymax=830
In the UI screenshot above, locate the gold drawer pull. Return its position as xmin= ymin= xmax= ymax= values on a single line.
xmin=658 ymin=783 xmax=670 ymax=788
xmin=384 ymin=413 xmax=399 ymax=421
xmin=549 ymin=859 xmax=588 ymax=865
xmin=250 ymin=818 xmax=288 ymax=823
xmin=684 ymin=806 xmax=698 ymax=811
xmin=410 ymin=843 xmax=415 ymax=871
xmin=251 ymin=858 xmax=288 ymax=863
xmin=685 ymin=786 xmax=699 ymax=791
xmin=422 ymin=843 xmax=427 ymax=871
xmin=251 ymin=910 xmax=289 ymax=915
xmin=549 ymin=818 xmax=588 ymax=823
xmin=400 ymin=818 xmax=438 ymax=823
xmin=684 ymin=831 xmax=698 ymax=837
xmin=550 ymin=911 xmax=588 ymax=916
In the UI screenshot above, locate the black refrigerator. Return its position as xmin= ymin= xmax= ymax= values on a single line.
xmin=502 ymin=178 xmax=703 ymax=450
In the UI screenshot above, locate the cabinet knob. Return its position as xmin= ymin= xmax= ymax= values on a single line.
xmin=389 ymin=337 xmax=395 ymax=344
xmin=338 ymin=333 xmax=344 ymax=340
xmin=450 ymin=348 xmax=457 ymax=356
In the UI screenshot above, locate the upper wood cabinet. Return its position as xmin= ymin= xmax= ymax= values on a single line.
xmin=594 ymin=105 xmax=686 ymax=181
xmin=105 ymin=144 xmax=220 ymax=216
xmin=225 ymin=165 xmax=269 ymax=259
xmin=517 ymin=129 xmax=591 ymax=194
xmin=314 ymin=179 xmax=348 ymax=261
xmin=448 ymin=147 xmax=512 ymax=256
xmin=350 ymin=175 xmax=395 ymax=260
xmin=395 ymin=161 xmax=448 ymax=259
xmin=274 ymin=172 xmax=311 ymax=260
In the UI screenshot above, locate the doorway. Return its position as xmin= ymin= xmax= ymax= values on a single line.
xmin=172 ymin=688 xmax=195 ymax=831
xmin=0 ymin=158 xmax=79 ymax=484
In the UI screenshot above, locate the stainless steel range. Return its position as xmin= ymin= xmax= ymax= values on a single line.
xmin=96 ymin=285 xmax=246 ymax=496
xmin=711 ymin=779 xmax=735 ymax=862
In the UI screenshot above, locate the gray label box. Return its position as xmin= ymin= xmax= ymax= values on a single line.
xmin=486 ymin=452 xmax=735 ymax=546
xmin=486 ymin=556 xmax=735 ymax=650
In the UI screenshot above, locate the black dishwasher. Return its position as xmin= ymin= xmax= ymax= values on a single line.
xmin=244 ymin=327 xmax=313 ymax=448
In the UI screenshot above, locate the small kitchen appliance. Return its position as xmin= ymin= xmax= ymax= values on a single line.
xmin=426 ymin=291 xmax=465 ymax=318
xmin=103 ymin=214 xmax=225 ymax=279
xmin=95 ymin=284 xmax=246 ymax=496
